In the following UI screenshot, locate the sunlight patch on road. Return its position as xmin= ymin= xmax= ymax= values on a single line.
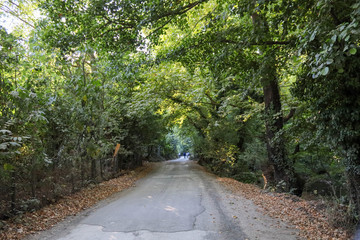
xmin=164 ymin=205 xmax=176 ymax=212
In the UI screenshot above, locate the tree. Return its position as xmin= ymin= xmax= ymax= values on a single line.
xmin=1 ymin=0 xmax=358 ymax=226
xmin=293 ymin=0 xmax=360 ymax=218
xmin=150 ymin=0 xmax=304 ymax=190
xmin=0 ymin=6 xmax=173 ymax=216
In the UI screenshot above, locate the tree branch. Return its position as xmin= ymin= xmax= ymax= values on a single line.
xmin=0 ymin=4 xmax=35 ymax=28
xmin=220 ymin=39 xmax=290 ymax=46
xmin=166 ymin=94 xmax=209 ymax=122
xmin=204 ymin=91 xmax=219 ymax=106
xmin=8 ymin=0 xmax=20 ymax=8
xmin=186 ymin=115 xmax=206 ymax=138
xmin=145 ymin=18 xmax=173 ymax=39
xmin=150 ymin=1 xmax=206 ymax=21
xmin=99 ymin=25 xmax=134 ymax=37
xmin=145 ymin=0 xmax=207 ymax=38
xmin=283 ymin=108 xmax=296 ymax=123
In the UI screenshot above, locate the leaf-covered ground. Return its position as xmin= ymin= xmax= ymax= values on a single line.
xmin=0 ymin=163 xmax=154 ymax=240
xmin=218 ymin=177 xmax=352 ymax=240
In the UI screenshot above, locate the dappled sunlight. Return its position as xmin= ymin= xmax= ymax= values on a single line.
xmin=164 ymin=205 xmax=180 ymax=216
xmin=164 ymin=205 xmax=176 ymax=212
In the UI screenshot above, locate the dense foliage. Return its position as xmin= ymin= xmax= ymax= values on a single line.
xmin=0 ymin=17 xmax=169 ymax=218
xmin=1 ymin=0 xmax=359 ymax=230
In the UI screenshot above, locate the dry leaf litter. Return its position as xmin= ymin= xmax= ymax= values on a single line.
xmin=0 ymin=163 xmax=154 ymax=240
xmin=218 ymin=177 xmax=352 ymax=240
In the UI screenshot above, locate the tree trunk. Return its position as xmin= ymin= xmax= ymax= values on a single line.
xmin=90 ymin=158 xmax=97 ymax=180
xmin=31 ymin=158 xmax=36 ymax=197
xmin=347 ymin=170 xmax=360 ymax=217
xmin=250 ymin=7 xmax=295 ymax=191
xmin=261 ymin=161 xmax=275 ymax=189
xmin=345 ymin=144 xmax=360 ymax=217
xmin=262 ymin=74 xmax=295 ymax=191
xmin=10 ymin=171 xmax=16 ymax=213
xmin=100 ymin=158 xmax=104 ymax=180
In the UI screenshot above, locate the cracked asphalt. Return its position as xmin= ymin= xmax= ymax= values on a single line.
xmin=28 ymin=158 xmax=298 ymax=240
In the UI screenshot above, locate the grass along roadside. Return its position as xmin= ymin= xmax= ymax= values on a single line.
xmin=0 ymin=162 xmax=155 ymax=240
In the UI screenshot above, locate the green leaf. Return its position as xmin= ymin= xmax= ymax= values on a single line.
xmin=349 ymin=48 xmax=357 ymax=55
xmin=93 ymin=80 xmax=102 ymax=87
xmin=326 ymin=59 xmax=333 ymax=65
xmin=4 ymin=163 xmax=15 ymax=171
xmin=9 ymin=142 xmax=21 ymax=147
xmin=0 ymin=143 xmax=7 ymax=150
xmin=331 ymin=35 xmax=337 ymax=43
xmin=0 ymin=129 xmax=12 ymax=135
xmin=309 ymin=31 xmax=316 ymax=41
xmin=321 ymin=67 xmax=329 ymax=76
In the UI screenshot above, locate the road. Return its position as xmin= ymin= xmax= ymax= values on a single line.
xmin=29 ymin=159 xmax=298 ymax=240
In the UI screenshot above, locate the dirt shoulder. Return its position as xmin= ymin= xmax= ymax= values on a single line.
xmin=0 ymin=162 xmax=155 ymax=240
xmin=217 ymin=177 xmax=352 ymax=240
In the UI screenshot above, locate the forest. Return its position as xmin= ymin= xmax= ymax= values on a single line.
xmin=1 ymin=0 xmax=360 ymax=234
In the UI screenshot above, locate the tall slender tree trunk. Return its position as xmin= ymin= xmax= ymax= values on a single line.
xmin=251 ymin=7 xmax=295 ymax=191
xmin=10 ymin=171 xmax=16 ymax=213
xmin=262 ymin=73 xmax=294 ymax=191
xmin=30 ymin=158 xmax=36 ymax=197
xmin=90 ymin=158 xmax=97 ymax=180
xmin=100 ymin=158 xmax=104 ymax=180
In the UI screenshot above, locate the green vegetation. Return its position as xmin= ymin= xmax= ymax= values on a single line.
xmin=1 ymin=0 xmax=359 ymax=230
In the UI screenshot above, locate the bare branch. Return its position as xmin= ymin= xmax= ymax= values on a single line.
xmin=99 ymin=25 xmax=134 ymax=37
xmin=151 ymin=1 xmax=206 ymax=21
xmin=145 ymin=0 xmax=207 ymax=38
xmin=8 ymin=0 xmax=20 ymax=8
xmin=0 ymin=4 xmax=35 ymax=28
xmin=220 ymin=39 xmax=290 ymax=46
xmin=145 ymin=18 xmax=173 ymax=39
xmin=283 ymin=108 xmax=296 ymax=123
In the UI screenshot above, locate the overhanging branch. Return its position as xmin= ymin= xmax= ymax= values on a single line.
xmin=220 ymin=39 xmax=290 ymax=46
xmin=0 ymin=4 xmax=35 ymax=28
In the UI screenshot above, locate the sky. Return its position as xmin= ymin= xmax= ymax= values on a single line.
xmin=0 ymin=0 xmax=40 ymax=34
xmin=0 ymin=13 xmax=21 ymax=33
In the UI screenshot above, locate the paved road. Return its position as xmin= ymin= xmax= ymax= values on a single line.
xmin=30 ymin=159 xmax=297 ymax=240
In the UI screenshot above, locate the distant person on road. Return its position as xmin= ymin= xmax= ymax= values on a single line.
xmin=178 ymin=153 xmax=181 ymax=158
xmin=183 ymin=152 xmax=186 ymax=158
xmin=186 ymin=152 xmax=190 ymax=159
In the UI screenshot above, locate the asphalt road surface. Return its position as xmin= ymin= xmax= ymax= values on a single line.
xmin=29 ymin=158 xmax=298 ymax=240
